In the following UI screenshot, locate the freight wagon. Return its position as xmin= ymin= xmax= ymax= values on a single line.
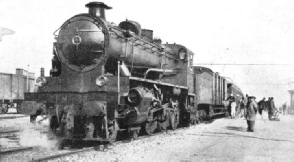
xmin=0 ymin=68 xmax=35 ymax=113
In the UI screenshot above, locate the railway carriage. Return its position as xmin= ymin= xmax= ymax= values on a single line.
xmin=226 ymin=78 xmax=244 ymax=106
xmin=192 ymin=66 xmax=228 ymax=121
xmin=191 ymin=67 xmax=244 ymax=121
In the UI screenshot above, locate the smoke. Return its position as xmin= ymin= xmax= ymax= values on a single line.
xmin=17 ymin=116 xmax=58 ymax=149
xmin=0 ymin=27 xmax=15 ymax=41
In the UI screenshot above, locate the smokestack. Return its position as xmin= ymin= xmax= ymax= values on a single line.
xmin=40 ymin=68 xmax=44 ymax=77
xmin=85 ymin=2 xmax=112 ymax=20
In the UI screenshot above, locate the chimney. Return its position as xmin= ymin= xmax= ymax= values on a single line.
xmin=41 ymin=68 xmax=44 ymax=77
xmin=85 ymin=2 xmax=112 ymax=20
xmin=153 ymin=38 xmax=162 ymax=44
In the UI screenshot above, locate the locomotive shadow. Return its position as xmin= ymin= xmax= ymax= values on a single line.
xmin=202 ymin=119 xmax=216 ymax=124
xmin=225 ymin=126 xmax=246 ymax=132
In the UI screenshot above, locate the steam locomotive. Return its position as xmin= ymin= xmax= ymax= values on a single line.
xmin=20 ymin=2 xmax=243 ymax=144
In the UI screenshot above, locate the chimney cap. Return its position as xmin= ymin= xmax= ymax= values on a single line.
xmin=85 ymin=2 xmax=112 ymax=9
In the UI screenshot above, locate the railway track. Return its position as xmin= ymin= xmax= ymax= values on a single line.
xmin=0 ymin=115 xmax=27 ymax=120
xmin=30 ymin=138 xmax=149 ymax=161
xmin=2 ymin=133 xmax=163 ymax=162
xmin=31 ymin=147 xmax=95 ymax=162
xmin=0 ymin=130 xmax=20 ymax=140
xmin=0 ymin=130 xmax=20 ymax=134
xmin=0 ymin=129 xmax=168 ymax=161
xmin=1 ymin=120 xmax=196 ymax=161
xmin=29 ymin=126 xmax=191 ymax=162
xmin=0 ymin=112 xmax=195 ymax=161
xmin=0 ymin=147 xmax=34 ymax=155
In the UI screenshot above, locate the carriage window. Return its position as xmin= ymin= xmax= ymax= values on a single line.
xmin=178 ymin=49 xmax=187 ymax=61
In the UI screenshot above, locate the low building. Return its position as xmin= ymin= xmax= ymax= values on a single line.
xmin=288 ymin=89 xmax=294 ymax=115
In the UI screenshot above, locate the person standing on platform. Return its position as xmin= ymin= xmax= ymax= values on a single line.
xmin=239 ymin=97 xmax=245 ymax=118
xmin=230 ymin=97 xmax=236 ymax=119
xmin=257 ymin=97 xmax=266 ymax=115
xmin=282 ymin=102 xmax=287 ymax=115
xmin=268 ymin=97 xmax=275 ymax=120
xmin=266 ymin=97 xmax=271 ymax=112
xmin=226 ymin=94 xmax=234 ymax=118
xmin=245 ymin=96 xmax=258 ymax=132
xmin=244 ymin=94 xmax=249 ymax=105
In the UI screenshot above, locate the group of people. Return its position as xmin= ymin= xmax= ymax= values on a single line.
xmin=257 ymin=97 xmax=279 ymax=120
xmin=227 ymin=94 xmax=279 ymax=132
xmin=226 ymin=95 xmax=244 ymax=119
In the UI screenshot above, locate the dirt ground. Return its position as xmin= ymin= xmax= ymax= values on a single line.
xmin=1 ymin=111 xmax=294 ymax=162
xmin=54 ymin=112 xmax=294 ymax=162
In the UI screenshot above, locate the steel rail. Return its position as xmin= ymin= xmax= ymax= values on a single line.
xmin=0 ymin=130 xmax=20 ymax=134
xmin=0 ymin=115 xmax=27 ymax=120
xmin=31 ymin=147 xmax=95 ymax=162
xmin=0 ymin=147 xmax=33 ymax=155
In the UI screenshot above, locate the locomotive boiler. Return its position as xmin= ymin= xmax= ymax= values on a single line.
xmin=20 ymin=2 xmax=243 ymax=146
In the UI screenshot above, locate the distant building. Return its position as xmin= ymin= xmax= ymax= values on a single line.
xmin=288 ymin=90 xmax=294 ymax=115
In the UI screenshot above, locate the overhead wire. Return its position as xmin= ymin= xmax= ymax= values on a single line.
xmin=194 ymin=63 xmax=294 ymax=66
xmin=235 ymin=83 xmax=292 ymax=85
xmin=193 ymin=63 xmax=294 ymax=86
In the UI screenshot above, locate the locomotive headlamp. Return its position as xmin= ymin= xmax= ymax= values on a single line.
xmin=96 ymin=75 xmax=108 ymax=87
xmin=72 ymin=35 xmax=82 ymax=45
xmin=35 ymin=77 xmax=47 ymax=87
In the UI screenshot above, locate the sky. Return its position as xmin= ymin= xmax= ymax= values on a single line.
xmin=1 ymin=0 xmax=294 ymax=106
